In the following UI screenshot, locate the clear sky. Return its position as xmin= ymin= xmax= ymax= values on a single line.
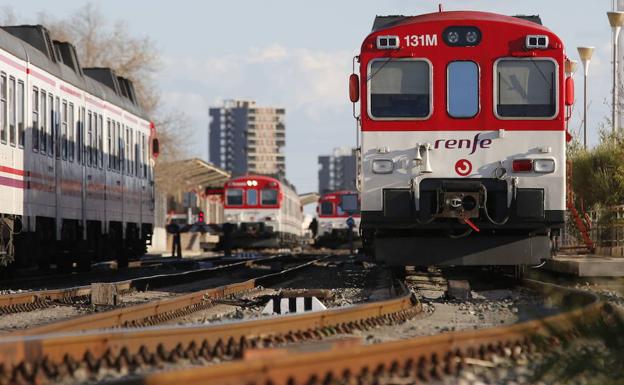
xmin=1 ymin=0 xmax=618 ymax=194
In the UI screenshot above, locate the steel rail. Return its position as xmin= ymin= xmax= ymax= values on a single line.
xmin=0 ymin=255 xmax=283 ymax=315
xmin=116 ymin=279 xmax=614 ymax=385
xmin=0 ymin=270 xmax=421 ymax=384
xmin=12 ymin=254 xmax=318 ymax=336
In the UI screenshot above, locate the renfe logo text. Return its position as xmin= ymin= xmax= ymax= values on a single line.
xmin=434 ymin=133 xmax=492 ymax=155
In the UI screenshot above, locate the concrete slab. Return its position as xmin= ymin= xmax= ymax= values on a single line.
xmin=545 ymin=255 xmax=624 ymax=277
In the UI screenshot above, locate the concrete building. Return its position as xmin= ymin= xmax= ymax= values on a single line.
xmin=209 ymin=99 xmax=286 ymax=177
xmin=318 ymin=147 xmax=357 ymax=194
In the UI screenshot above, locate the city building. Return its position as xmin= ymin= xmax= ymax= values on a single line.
xmin=318 ymin=147 xmax=357 ymax=194
xmin=208 ymin=99 xmax=286 ymax=177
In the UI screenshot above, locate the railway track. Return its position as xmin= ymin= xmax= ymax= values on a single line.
xmin=112 ymin=278 xmax=615 ymax=385
xmin=0 ymin=254 xmax=287 ymax=316
xmin=0 ymin=263 xmax=421 ymax=384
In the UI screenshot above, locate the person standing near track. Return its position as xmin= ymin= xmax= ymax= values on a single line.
xmin=346 ymin=216 xmax=355 ymax=255
xmin=166 ymin=222 xmax=182 ymax=258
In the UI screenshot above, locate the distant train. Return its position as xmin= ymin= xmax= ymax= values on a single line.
xmin=0 ymin=25 xmax=157 ymax=272
xmin=315 ymin=190 xmax=361 ymax=249
xmin=222 ymin=175 xmax=303 ymax=248
xmin=350 ymin=11 xmax=571 ymax=266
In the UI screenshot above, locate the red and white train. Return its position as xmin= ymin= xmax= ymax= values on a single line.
xmin=222 ymin=175 xmax=303 ymax=248
xmin=315 ymin=190 xmax=361 ymax=248
xmin=0 ymin=25 xmax=157 ymax=272
xmin=350 ymin=11 xmax=572 ymax=266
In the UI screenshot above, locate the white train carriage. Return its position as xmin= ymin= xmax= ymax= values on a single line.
xmin=223 ymin=175 xmax=303 ymax=249
xmin=0 ymin=25 xmax=157 ymax=271
xmin=315 ymin=190 xmax=361 ymax=249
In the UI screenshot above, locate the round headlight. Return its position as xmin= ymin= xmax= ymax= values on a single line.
xmin=447 ymin=31 xmax=460 ymax=44
xmin=465 ymin=31 xmax=478 ymax=44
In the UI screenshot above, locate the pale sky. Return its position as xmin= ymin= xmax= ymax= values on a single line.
xmin=1 ymin=0 xmax=618 ymax=194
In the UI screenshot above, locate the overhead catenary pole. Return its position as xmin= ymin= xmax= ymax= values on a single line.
xmin=608 ymin=12 xmax=624 ymax=135
xmin=577 ymin=47 xmax=594 ymax=150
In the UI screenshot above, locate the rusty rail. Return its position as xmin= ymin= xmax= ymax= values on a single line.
xmin=0 ymin=255 xmax=284 ymax=315
xmin=13 ymin=255 xmax=323 ymax=336
xmin=0 ymin=273 xmax=420 ymax=384
xmin=117 ymin=279 xmax=612 ymax=385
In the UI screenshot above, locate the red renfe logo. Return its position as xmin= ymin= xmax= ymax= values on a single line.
xmin=455 ymin=159 xmax=472 ymax=176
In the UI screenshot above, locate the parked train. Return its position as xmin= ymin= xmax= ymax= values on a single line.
xmin=315 ymin=190 xmax=361 ymax=249
xmin=0 ymin=25 xmax=157 ymax=272
xmin=222 ymin=175 xmax=304 ymax=248
xmin=350 ymin=11 xmax=571 ymax=266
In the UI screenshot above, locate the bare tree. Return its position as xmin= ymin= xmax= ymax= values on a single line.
xmin=29 ymin=3 xmax=193 ymax=192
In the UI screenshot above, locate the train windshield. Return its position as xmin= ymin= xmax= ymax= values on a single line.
xmin=339 ymin=194 xmax=360 ymax=215
xmin=369 ymin=59 xmax=430 ymax=119
xmin=247 ymin=189 xmax=258 ymax=205
xmin=320 ymin=201 xmax=334 ymax=215
xmin=226 ymin=189 xmax=243 ymax=206
xmin=448 ymin=61 xmax=479 ymax=118
xmin=496 ymin=59 xmax=556 ymax=118
xmin=261 ymin=189 xmax=278 ymax=205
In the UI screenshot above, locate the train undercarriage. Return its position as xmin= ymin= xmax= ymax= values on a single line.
xmin=362 ymin=179 xmax=563 ymax=266
xmin=1 ymin=214 xmax=152 ymax=274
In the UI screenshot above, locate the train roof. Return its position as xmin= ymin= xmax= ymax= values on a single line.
xmin=372 ymin=11 xmax=549 ymax=33
xmin=0 ymin=24 xmax=149 ymax=121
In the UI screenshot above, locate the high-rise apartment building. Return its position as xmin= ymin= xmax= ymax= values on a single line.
xmin=318 ymin=147 xmax=357 ymax=194
xmin=209 ymin=100 xmax=286 ymax=176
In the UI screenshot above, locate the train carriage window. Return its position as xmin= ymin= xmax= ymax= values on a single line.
xmin=8 ymin=77 xmax=15 ymax=146
xmin=48 ymin=93 xmax=54 ymax=156
xmin=68 ymin=103 xmax=74 ymax=161
xmin=40 ymin=91 xmax=46 ymax=153
xmin=0 ymin=74 xmax=6 ymax=144
xmin=447 ymin=61 xmax=479 ymax=118
xmin=17 ymin=81 xmax=24 ymax=147
xmin=32 ymin=87 xmax=39 ymax=151
xmin=107 ymin=119 xmax=112 ymax=169
xmin=247 ymin=189 xmax=258 ymax=205
xmin=495 ymin=59 xmax=557 ymax=118
xmin=368 ymin=59 xmax=431 ymax=119
xmin=54 ymin=97 xmax=60 ymax=158
xmin=142 ymin=134 xmax=147 ymax=178
xmin=61 ymin=101 xmax=67 ymax=159
xmin=261 ymin=189 xmax=278 ymax=206
xmin=87 ymin=111 xmax=93 ymax=166
xmin=226 ymin=189 xmax=243 ymax=206
xmin=98 ymin=115 xmax=103 ymax=168
xmin=320 ymin=201 xmax=333 ymax=216
xmin=135 ymin=131 xmax=140 ymax=176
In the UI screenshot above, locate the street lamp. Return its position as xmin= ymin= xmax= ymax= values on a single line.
xmin=608 ymin=11 xmax=624 ymax=134
xmin=578 ymin=46 xmax=595 ymax=150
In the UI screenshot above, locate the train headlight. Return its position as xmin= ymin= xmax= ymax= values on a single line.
xmin=465 ymin=31 xmax=479 ymax=44
xmin=372 ymin=159 xmax=394 ymax=174
xmin=447 ymin=31 xmax=460 ymax=44
xmin=533 ymin=159 xmax=556 ymax=173
xmin=443 ymin=26 xmax=481 ymax=47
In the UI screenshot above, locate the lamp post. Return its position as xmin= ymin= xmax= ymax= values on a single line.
xmin=564 ymin=59 xmax=578 ymax=132
xmin=608 ymin=11 xmax=624 ymax=134
xmin=578 ymin=47 xmax=595 ymax=150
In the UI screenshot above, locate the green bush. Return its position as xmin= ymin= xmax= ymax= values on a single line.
xmin=569 ymin=132 xmax=624 ymax=210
